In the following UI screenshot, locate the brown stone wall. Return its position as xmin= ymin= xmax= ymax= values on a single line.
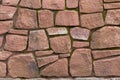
xmin=0 ymin=0 xmax=120 ymax=79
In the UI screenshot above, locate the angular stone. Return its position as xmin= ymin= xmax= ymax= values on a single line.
xmin=0 ymin=5 xmax=16 ymax=20
xmin=70 ymin=49 xmax=92 ymax=77
xmin=59 ymin=54 xmax=70 ymax=58
xmin=4 ymin=35 xmax=27 ymax=51
xmin=104 ymin=0 xmax=120 ymax=2
xmin=0 ymin=36 xmax=3 ymax=48
xmin=91 ymin=26 xmax=120 ymax=49
xmin=0 ymin=51 xmax=13 ymax=60
xmin=104 ymin=3 xmax=120 ymax=9
xmin=37 ymin=55 xmax=58 ymax=67
xmin=42 ymin=0 xmax=65 ymax=10
xmin=47 ymin=27 xmax=68 ymax=36
xmin=70 ymin=27 xmax=90 ymax=40
xmin=0 ymin=21 xmax=13 ymax=35
xmin=28 ymin=30 xmax=49 ymax=51
xmin=0 ymin=62 xmax=6 ymax=77
xmin=92 ymin=50 xmax=120 ymax=59
xmin=2 ymin=0 xmax=19 ymax=6
xmin=50 ymin=36 xmax=71 ymax=54
xmin=66 ymin=0 xmax=79 ymax=8
xmin=81 ymin=13 xmax=104 ymax=29
xmin=8 ymin=53 xmax=39 ymax=78
xmin=35 ymin=50 xmax=53 ymax=57
xmin=20 ymin=0 xmax=41 ymax=9
xmin=38 ymin=10 xmax=54 ymax=28
xmin=40 ymin=59 xmax=69 ymax=77
xmin=56 ymin=10 xmax=79 ymax=26
xmin=105 ymin=9 xmax=120 ymax=25
xmin=79 ymin=0 xmax=103 ymax=13
xmin=73 ymin=41 xmax=89 ymax=48
xmin=8 ymin=29 xmax=28 ymax=35
xmin=94 ymin=56 xmax=120 ymax=76
xmin=15 ymin=8 xmax=38 ymax=29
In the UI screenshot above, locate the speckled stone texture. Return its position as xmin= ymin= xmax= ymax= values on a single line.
xmin=0 ymin=0 xmax=120 ymax=79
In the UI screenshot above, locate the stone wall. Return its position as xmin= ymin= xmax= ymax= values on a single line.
xmin=0 ymin=0 xmax=120 ymax=79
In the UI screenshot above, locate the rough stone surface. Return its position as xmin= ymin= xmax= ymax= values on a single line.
xmin=81 ymin=13 xmax=104 ymax=29
xmin=35 ymin=50 xmax=53 ymax=57
xmin=8 ymin=29 xmax=28 ymax=35
xmin=8 ymin=53 xmax=39 ymax=78
xmin=4 ymin=35 xmax=27 ymax=51
xmin=94 ymin=56 xmax=120 ymax=76
xmin=0 ymin=0 xmax=120 ymax=78
xmin=0 ymin=51 xmax=13 ymax=60
xmin=0 ymin=21 xmax=13 ymax=35
xmin=28 ymin=30 xmax=49 ymax=51
xmin=40 ymin=59 xmax=69 ymax=77
xmin=20 ymin=0 xmax=41 ymax=9
xmin=0 ymin=5 xmax=16 ymax=20
xmin=104 ymin=3 xmax=120 ymax=9
xmin=56 ymin=10 xmax=79 ymax=26
xmin=79 ymin=0 xmax=103 ymax=13
xmin=50 ymin=36 xmax=71 ymax=54
xmin=70 ymin=49 xmax=92 ymax=77
xmin=105 ymin=9 xmax=120 ymax=25
xmin=37 ymin=55 xmax=58 ymax=67
xmin=0 ymin=62 xmax=6 ymax=77
xmin=47 ymin=27 xmax=68 ymax=35
xmin=2 ymin=0 xmax=19 ymax=6
xmin=91 ymin=26 xmax=120 ymax=49
xmin=73 ymin=41 xmax=89 ymax=48
xmin=92 ymin=50 xmax=120 ymax=59
xmin=42 ymin=0 xmax=65 ymax=10
xmin=59 ymin=54 xmax=70 ymax=58
xmin=15 ymin=8 xmax=38 ymax=29
xmin=70 ymin=27 xmax=90 ymax=40
xmin=66 ymin=0 xmax=79 ymax=8
xmin=38 ymin=10 xmax=54 ymax=28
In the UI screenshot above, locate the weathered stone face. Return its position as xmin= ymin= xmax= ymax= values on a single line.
xmin=42 ymin=0 xmax=65 ymax=10
xmin=50 ymin=36 xmax=71 ymax=54
xmin=55 ymin=10 xmax=79 ymax=26
xmin=47 ymin=27 xmax=68 ymax=36
xmin=20 ymin=0 xmax=41 ymax=9
xmin=94 ymin=56 xmax=120 ymax=76
xmin=8 ymin=53 xmax=39 ymax=78
xmin=40 ymin=58 xmax=69 ymax=77
xmin=2 ymin=0 xmax=19 ymax=6
xmin=70 ymin=49 xmax=92 ymax=77
xmin=0 ymin=21 xmax=13 ymax=35
xmin=79 ymin=0 xmax=103 ymax=13
xmin=37 ymin=55 xmax=58 ymax=67
xmin=81 ymin=13 xmax=104 ymax=29
xmin=91 ymin=26 xmax=120 ymax=49
xmin=0 ymin=51 xmax=13 ymax=60
xmin=66 ymin=0 xmax=79 ymax=8
xmin=0 ymin=62 xmax=6 ymax=77
xmin=15 ymin=8 xmax=38 ymax=29
xmin=105 ymin=9 xmax=120 ymax=25
xmin=70 ymin=27 xmax=90 ymax=40
xmin=28 ymin=30 xmax=49 ymax=51
xmin=92 ymin=50 xmax=120 ymax=59
xmin=38 ymin=10 xmax=54 ymax=28
xmin=0 ymin=5 xmax=17 ymax=20
xmin=4 ymin=35 xmax=27 ymax=51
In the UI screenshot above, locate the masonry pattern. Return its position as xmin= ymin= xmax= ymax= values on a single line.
xmin=0 ymin=0 xmax=120 ymax=78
